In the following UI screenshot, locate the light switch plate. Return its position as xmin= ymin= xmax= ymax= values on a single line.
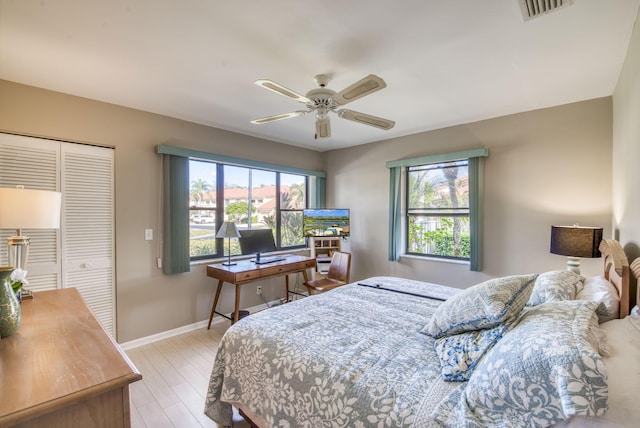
xmin=145 ymin=229 xmax=153 ymax=241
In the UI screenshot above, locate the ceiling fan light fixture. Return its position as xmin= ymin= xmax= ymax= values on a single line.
xmin=316 ymin=106 xmax=330 ymax=119
xmin=316 ymin=117 xmax=331 ymax=138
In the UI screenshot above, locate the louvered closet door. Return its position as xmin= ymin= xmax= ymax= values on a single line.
xmin=0 ymin=134 xmax=61 ymax=290
xmin=61 ymin=144 xmax=115 ymax=337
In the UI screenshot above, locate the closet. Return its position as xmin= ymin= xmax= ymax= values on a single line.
xmin=0 ymin=133 xmax=116 ymax=336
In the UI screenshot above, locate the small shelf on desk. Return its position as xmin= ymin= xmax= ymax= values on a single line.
xmin=310 ymin=237 xmax=341 ymax=279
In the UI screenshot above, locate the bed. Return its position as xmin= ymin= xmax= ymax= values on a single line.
xmin=204 ymin=239 xmax=640 ymax=427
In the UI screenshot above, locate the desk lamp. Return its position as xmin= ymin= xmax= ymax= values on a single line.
xmin=0 ymin=187 xmax=62 ymax=272
xmin=550 ymin=225 xmax=602 ymax=275
xmin=216 ymin=222 xmax=241 ymax=266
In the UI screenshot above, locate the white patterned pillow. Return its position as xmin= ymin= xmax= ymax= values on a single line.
xmin=432 ymin=300 xmax=608 ymax=427
xmin=434 ymin=324 xmax=508 ymax=382
xmin=527 ymin=270 xmax=583 ymax=306
xmin=422 ymin=274 xmax=538 ymax=339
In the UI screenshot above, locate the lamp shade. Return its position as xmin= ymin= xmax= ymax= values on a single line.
xmin=550 ymin=225 xmax=603 ymax=258
xmin=215 ymin=222 xmax=241 ymax=239
xmin=0 ymin=188 xmax=62 ymax=229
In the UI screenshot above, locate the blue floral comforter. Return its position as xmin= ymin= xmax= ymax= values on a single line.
xmin=205 ymin=276 xmax=459 ymax=427
xmin=204 ymin=276 xmax=609 ymax=427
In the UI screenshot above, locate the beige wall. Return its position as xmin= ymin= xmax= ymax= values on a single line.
xmin=613 ymin=14 xmax=640 ymax=262
xmin=325 ymin=98 xmax=613 ymax=288
xmin=0 ymin=80 xmax=324 ymax=342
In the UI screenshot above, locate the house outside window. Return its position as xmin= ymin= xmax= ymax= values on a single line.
xmin=406 ymin=160 xmax=470 ymax=260
xmin=189 ymin=159 xmax=306 ymax=260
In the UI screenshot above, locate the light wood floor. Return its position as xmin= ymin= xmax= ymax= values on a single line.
xmin=126 ymin=322 xmax=250 ymax=428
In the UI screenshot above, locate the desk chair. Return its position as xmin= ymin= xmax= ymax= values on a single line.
xmin=304 ymin=251 xmax=351 ymax=295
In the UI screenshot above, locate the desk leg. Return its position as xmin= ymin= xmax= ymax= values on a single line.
xmin=302 ymin=269 xmax=310 ymax=283
xmin=208 ymin=280 xmax=224 ymax=330
xmin=285 ymin=275 xmax=290 ymax=303
xmin=234 ymin=283 xmax=240 ymax=323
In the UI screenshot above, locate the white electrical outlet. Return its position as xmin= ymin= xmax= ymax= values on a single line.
xmin=144 ymin=229 xmax=153 ymax=241
xmin=256 ymin=285 xmax=262 ymax=295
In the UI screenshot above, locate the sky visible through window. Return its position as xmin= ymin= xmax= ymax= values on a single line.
xmin=189 ymin=160 xmax=302 ymax=187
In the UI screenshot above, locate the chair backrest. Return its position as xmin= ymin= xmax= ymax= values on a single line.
xmin=327 ymin=251 xmax=351 ymax=283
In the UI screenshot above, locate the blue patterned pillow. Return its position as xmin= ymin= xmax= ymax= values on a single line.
xmin=527 ymin=270 xmax=583 ymax=306
xmin=422 ymin=274 xmax=538 ymax=339
xmin=434 ymin=324 xmax=508 ymax=382
xmin=432 ymin=300 xmax=608 ymax=427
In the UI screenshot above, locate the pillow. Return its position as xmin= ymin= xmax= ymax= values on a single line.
xmin=431 ymin=300 xmax=608 ymax=427
xmin=434 ymin=324 xmax=508 ymax=382
xmin=576 ymin=275 xmax=620 ymax=323
xmin=421 ymin=274 xmax=538 ymax=339
xmin=526 ymin=270 xmax=583 ymax=306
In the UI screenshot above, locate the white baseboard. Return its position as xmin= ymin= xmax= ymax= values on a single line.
xmin=119 ymin=299 xmax=285 ymax=350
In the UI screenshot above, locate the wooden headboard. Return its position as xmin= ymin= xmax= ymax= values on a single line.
xmin=629 ymin=257 xmax=640 ymax=317
xmin=599 ymin=239 xmax=637 ymax=318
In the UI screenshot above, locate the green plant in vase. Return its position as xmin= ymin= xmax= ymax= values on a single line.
xmin=0 ymin=266 xmax=22 ymax=337
xmin=10 ymin=268 xmax=28 ymax=296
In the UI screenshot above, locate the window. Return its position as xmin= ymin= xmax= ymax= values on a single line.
xmin=189 ymin=160 xmax=307 ymax=260
xmin=386 ymin=148 xmax=487 ymax=271
xmin=157 ymin=144 xmax=326 ymax=274
xmin=406 ymin=160 xmax=469 ymax=260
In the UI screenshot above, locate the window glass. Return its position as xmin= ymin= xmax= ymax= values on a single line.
xmin=189 ymin=160 xmax=307 ymax=260
xmin=407 ymin=160 xmax=470 ymax=259
xmin=250 ymin=169 xmax=276 ymax=230
xmin=280 ymin=173 xmax=306 ymax=247
xmin=189 ymin=160 xmax=217 ymax=258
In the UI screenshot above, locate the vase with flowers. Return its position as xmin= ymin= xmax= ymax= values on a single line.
xmin=10 ymin=268 xmax=28 ymax=302
xmin=0 ymin=266 xmax=22 ymax=337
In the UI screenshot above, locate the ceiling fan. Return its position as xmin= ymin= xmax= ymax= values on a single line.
xmin=250 ymin=74 xmax=395 ymax=139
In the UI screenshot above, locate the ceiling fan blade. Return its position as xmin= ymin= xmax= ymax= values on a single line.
xmin=332 ymin=74 xmax=387 ymax=105
xmin=251 ymin=111 xmax=308 ymax=124
xmin=316 ymin=117 xmax=331 ymax=138
xmin=254 ymin=79 xmax=312 ymax=104
xmin=338 ymin=109 xmax=395 ymax=130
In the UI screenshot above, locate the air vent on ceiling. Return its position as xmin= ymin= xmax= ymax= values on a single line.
xmin=519 ymin=0 xmax=574 ymax=21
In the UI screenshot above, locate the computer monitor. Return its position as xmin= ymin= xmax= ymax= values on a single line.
xmin=238 ymin=229 xmax=277 ymax=255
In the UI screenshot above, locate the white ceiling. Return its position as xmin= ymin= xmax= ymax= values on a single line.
xmin=1 ymin=0 xmax=639 ymax=152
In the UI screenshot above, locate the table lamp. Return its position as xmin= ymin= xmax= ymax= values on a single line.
xmin=0 ymin=187 xmax=62 ymax=272
xmin=216 ymin=222 xmax=241 ymax=266
xmin=550 ymin=225 xmax=602 ymax=275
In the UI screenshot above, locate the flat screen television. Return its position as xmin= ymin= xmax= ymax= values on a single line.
xmin=238 ymin=229 xmax=277 ymax=255
xmin=303 ymin=208 xmax=350 ymax=237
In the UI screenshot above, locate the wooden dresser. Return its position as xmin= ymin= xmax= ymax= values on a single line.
xmin=0 ymin=288 xmax=142 ymax=427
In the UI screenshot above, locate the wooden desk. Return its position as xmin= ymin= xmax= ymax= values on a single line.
xmin=206 ymin=254 xmax=316 ymax=328
xmin=0 ymin=288 xmax=142 ymax=427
